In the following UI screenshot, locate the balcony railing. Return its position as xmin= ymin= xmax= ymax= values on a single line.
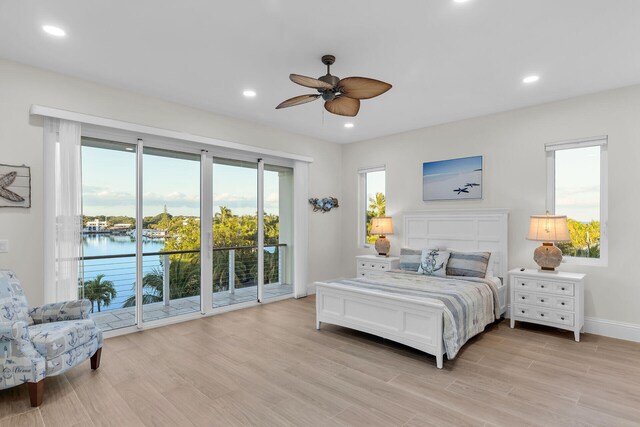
xmin=78 ymin=244 xmax=288 ymax=313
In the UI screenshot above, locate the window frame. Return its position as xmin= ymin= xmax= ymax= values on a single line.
xmin=545 ymin=136 xmax=608 ymax=267
xmin=358 ymin=165 xmax=386 ymax=248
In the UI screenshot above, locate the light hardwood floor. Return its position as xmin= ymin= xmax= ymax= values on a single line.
xmin=2 ymin=295 xmax=640 ymax=426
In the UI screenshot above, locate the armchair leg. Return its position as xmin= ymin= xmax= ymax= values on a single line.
xmin=90 ymin=347 xmax=102 ymax=370
xmin=28 ymin=380 xmax=44 ymax=407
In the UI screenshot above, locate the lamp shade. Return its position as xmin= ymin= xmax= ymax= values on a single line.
xmin=370 ymin=217 xmax=393 ymax=235
xmin=527 ymin=214 xmax=570 ymax=242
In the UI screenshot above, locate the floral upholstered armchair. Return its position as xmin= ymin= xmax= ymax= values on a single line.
xmin=0 ymin=270 xmax=103 ymax=406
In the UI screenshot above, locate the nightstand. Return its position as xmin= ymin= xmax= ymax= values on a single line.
xmin=356 ymin=255 xmax=399 ymax=278
xmin=509 ymin=268 xmax=585 ymax=341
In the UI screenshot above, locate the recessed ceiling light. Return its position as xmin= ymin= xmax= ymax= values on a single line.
xmin=344 ymin=123 xmax=354 ymax=129
xmin=243 ymin=90 xmax=256 ymax=98
xmin=42 ymin=25 xmax=66 ymax=37
xmin=522 ymin=75 xmax=540 ymax=84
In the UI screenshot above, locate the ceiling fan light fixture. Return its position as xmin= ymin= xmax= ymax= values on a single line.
xmin=42 ymin=25 xmax=66 ymax=37
xmin=277 ymin=55 xmax=392 ymax=117
xmin=322 ymin=92 xmax=336 ymax=101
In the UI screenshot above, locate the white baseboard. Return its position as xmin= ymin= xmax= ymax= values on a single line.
xmin=505 ymin=304 xmax=640 ymax=343
xmin=584 ymin=317 xmax=640 ymax=343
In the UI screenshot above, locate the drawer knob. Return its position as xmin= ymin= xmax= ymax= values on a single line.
xmin=540 ymin=314 xmax=545 ymax=317
xmin=521 ymin=283 xmax=525 ymax=286
xmin=561 ymin=302 xmax=565 ymax=306
xmin=521 ymin=310 xmax=525 ymax=314
xmin=561 ymin=287 xmax=566 ymax=291
xmin=561 ymin=317 xmax=565 ymax=320
xmin=541 ymin=285 xmax=545 ymax=288
xmin=521 ymin=296 xmax=525 ymax=300
xmin=381 ymin=266 xmax=385 ymax=269
xmin=541 ymin=299 xmax=545 ymax=303
xmin=371 ymin=264 xmax=375 ymax=267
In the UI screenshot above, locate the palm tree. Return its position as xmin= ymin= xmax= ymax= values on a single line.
xmin=83 ymin=274 xmax=117 ymax=313
xmin=123 ymin=257 xmax=200 ymax=307
xmin=368 ymin=192 xmax=386 ymax=218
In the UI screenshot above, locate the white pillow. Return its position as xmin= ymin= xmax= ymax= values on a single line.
xmin=417 ymin=249 xmax=450 ymax=276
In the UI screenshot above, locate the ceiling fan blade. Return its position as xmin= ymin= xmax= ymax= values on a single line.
xmin=338 ymin=77 xmax=392 ymax=100
xmin=275 ymin=94 xmax=321 ymax=109
xmin=290 ymin=74 xmax=334 ymax=90
xmin=324 ymin=96 xmax=360 ymax=117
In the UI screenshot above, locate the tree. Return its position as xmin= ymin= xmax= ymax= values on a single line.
xmin=557 ymin=218 xmax=600 ymax=258
xmin=366 ymin=192 xmax=386 ymax=244
xmin=83 ymin=274 xmax=117 ymax=312
xmin=122 ymin=258 xmax=200 ymax=307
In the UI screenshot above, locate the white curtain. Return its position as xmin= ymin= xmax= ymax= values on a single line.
xmin=43 ymin=118 xmax=83 ymax=303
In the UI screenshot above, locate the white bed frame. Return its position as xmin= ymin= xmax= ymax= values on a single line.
xmin=315 ymin=209 xmax=509 ymax=368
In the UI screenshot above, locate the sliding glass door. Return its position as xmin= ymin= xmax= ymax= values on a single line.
xmin=142 ymin=147 xmax=201 ymax=322
xmin=80 ymin=137 xmax=138 ymax=331
xmin=79 ymin=137 xmax=295 ymax=332
xmin=263 ymin=163 xmax=293 ymax=300
xmin=211 ymin=158 xmax=259 ymax=307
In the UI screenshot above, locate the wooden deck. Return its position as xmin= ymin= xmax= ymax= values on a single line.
xmin=91 ymin=283 xmax=293 ymax=331
xmin=2 ymin=295 xmax=640 ymax=426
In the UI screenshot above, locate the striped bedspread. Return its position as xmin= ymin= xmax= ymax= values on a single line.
xmin=332 ymin=271 xmax=500 ymax=359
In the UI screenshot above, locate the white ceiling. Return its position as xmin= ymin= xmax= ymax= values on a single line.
xmin=2 ymin=0 xmax=640 ymax=144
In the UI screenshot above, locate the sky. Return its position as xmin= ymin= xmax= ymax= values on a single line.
xmin=81 ymin=146 xmax=284 ymax=218
xmin=366 ymin=170 xmax=385 ymax=203
xmin=423 ymin=155 xmax=482 ymax=176
xmin=555 ymin=145 xmax=600 ymax=222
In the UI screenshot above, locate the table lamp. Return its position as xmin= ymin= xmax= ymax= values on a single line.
xmin=526 ymin=212 xmax=571 ymax=271
xmin=371 ymin=217 xmax=393 ymax=257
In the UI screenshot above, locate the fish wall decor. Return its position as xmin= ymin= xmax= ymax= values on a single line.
xmin=0 ymin=164 xmax=31 ymax=208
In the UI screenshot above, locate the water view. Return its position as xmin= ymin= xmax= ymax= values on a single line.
xmin=82 ymin=234 xmax=166 ymax=310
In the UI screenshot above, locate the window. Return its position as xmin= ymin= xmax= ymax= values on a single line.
xmin=359 ymin=167 xmax=386 ymax=246
xmin=546 ymin=137 xmax=608 ymax=265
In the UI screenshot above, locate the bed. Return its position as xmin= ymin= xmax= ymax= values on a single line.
xmin=315 ymin=209 xmax=509 ymax=368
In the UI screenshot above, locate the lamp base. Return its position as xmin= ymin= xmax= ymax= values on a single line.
xmin=533 ymin=242 xmax=562 ymax=271
xmin=375 ymin=235 xmax=390 ymax=257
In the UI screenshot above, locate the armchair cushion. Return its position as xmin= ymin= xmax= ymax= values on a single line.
xmin=0 ymin=270 xmax=32 ymax=324
xmin=0 ymin=321 xmax=46 ymax=390
xmin=29 ymin=300 xmax=92 ymax=324
xmin=28 ymin=319 xmax=102 ymax=361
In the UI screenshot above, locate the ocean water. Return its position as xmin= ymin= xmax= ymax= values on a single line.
xmin=81 ymin=235 xmax=167 ymax=310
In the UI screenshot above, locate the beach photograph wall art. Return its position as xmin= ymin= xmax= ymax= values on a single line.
xmin=422 ymin=155 xmax=483 ymax=201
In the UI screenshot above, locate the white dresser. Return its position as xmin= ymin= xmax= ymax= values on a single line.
xmin=356 ymin=255 xmax=399 ymax=278
xmin=509 ymin=268 xmax=585 ymax=341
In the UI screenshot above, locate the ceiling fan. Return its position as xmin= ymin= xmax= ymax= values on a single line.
xmin=276 ymin=55 xmax=392 ymax=117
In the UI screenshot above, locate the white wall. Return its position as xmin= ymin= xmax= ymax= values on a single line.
xmin=0 ymin=59 xmax=343 ymax=306
xmin=341 ymin=84 xmax=640 ymax=330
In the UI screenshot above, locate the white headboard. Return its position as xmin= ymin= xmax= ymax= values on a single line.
xmin=402 ymin=209 xmax=509 ymax=278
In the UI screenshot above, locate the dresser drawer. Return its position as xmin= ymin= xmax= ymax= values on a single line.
xmin=552 ymin=297 xmax=574 ymax=311
xmin=514 ymin=291 xmax=575 ymax=311
xmin=513 ymin=304 xmax=534 ymax=319
xmin=535 ymin=280 xmax=574 ymax=296
xmin=357 ymin=261 xmax=391 ymax=272
xmin=513 ymin=304 xmax=574 ymax=327
xmin=552 ymin=311 xmax=574 ymax=326
xmin=512 ymin=277 xmax=574 ymax=296
xmin=357 ymin=269 xmax=385 ymax=279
